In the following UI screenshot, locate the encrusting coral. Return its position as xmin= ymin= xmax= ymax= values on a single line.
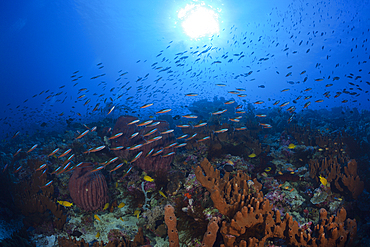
xmin=58 ymin=227 xmax=147 ymax=247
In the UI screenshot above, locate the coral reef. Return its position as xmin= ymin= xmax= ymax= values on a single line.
xmin=3 ymin=104 xmax=369 ymax=247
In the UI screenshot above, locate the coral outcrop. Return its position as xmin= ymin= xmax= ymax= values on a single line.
xmin=309 ymin=158 xmax=364 ymax=199
xmin=12 ymin=159 xmax=66 ymax=230
xmin=69 ymin=162 xmax=109 ymax=211
xmin=181 ymin=120 xmax=268 ymax=159
xmin=341 ymin=159 xmax=364 ymax=199
xmin=195 ymin=158 xmax=262 ymax=218
xmin=164 ymin=204 xmax=179 ymax=247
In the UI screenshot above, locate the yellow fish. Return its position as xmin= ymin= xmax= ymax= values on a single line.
xmin=288 ymin=144 xmax=296 ymax=149
xmin=248 ymin=153 xmax=256 ymax=158
xmin=134 ymin=210 xmax=140 ymax=219
xmin=103 ymin=203 xmax=109 ymax=210
xmin=265 ymin=167 xmax=271 ymax=172
xmin=96 ymin=232 xmax=100 ymax=238
xmin=143 ymin=175 xmax=154 ymax=182
xmin=159 ymin=190 xmax=167 ymax=199
xmin=94 ymin=214 xmax=101 ymax=221
xmin=115 ymin=182 xmax=118 ymax=188
xmin=319 ymin=176 xmax=328 ymax=186
xmin=119 ymin=217 xmax=124 ymax=222
xmin=57 ymin=200 xmax=73 ymax=207
xmin=118 ymin=202 xmax=125 ymax=208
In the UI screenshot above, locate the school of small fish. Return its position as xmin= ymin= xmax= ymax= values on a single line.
xmin=0 ymin=2 xmax=369 ymax=243
xmin=0 ymin=0 xmax=368 ymax=140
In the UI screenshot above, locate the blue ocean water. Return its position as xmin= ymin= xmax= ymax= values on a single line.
xmin=1 ymin=0 xmax=369 ymax=136
xmin=0 ymin=0 xmax=369 ymax=246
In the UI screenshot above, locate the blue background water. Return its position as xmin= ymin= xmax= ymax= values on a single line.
xmin=0 ymin=0 xmax=369 ymax=139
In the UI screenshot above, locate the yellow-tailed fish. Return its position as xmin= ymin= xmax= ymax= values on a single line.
xmin=94 ymin=214 xmax=101 ymax=221
xmin=319 ymin=176 xmax=328 ymax=186
xmin=134 ymin=210 xmax=140 ymax=219
xmin=96 ymin=232 xmax=100 ymax=238
xmin=288 ymin=144 xmax=296 ymax=149
xmin=144 ymin=175 xmax=154 ymax=182
xmin=103 ymin=203 xmax=109 ymax=210
xmin=159 ymin=190 xmax=167 ymax=199
xmin=57 ymin=200 xmax=73 ymax=207
xmin=118 ymin=202 xmax=125 ymax=208
xmin=248 ymin=153 xmax=256 ymax=158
